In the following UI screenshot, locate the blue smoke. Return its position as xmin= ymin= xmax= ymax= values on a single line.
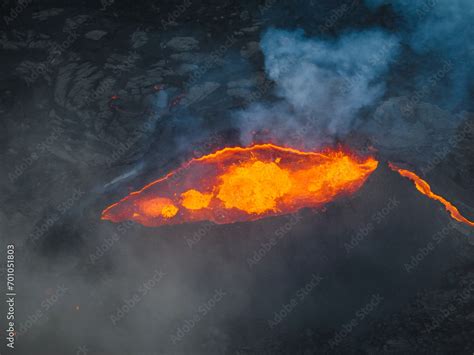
xmin=365 ymin=0 xmax=474 ymax=109
xmin=236 ymin=28 xmax=400 ymax=147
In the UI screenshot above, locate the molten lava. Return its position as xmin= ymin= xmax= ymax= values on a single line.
xmin=389 ymin=163 xmax=474 ymax=227
xmin=101 ymin=144 xmax=378 ymax=226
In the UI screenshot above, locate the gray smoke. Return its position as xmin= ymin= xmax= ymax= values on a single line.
xmin=358 ymin=0 xmax=474 ymax=164
xmin=236 ymin=0 xmax=473 ymax=163
xmin=236 ymin=28 xmax=400 ymax=148
xmin=365 ymin=0 xmax=474 ymax=109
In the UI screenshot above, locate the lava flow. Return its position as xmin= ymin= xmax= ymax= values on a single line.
xmin=389 ymin=163 xmax=474 ymax=226
xmin=101 ymin=144 xmax=378 ymax=227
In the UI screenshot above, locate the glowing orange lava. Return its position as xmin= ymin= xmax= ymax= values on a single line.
xmin=389 ymin=163 xmax=474 ymax=227
xmin=101 ymin=144 xmax=378 ymax=226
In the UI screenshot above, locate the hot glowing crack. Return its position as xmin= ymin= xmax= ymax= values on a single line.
xmin=101 ymin=144 xmax=378 ymax=226
xmin=389 ymin=163 xmax=474 ymax=227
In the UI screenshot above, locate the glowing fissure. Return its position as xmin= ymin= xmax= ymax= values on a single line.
xmin=101 ymin=144 xmax=378 ymax=226
xmin=389 ymin=163 xmax=474 ymax=227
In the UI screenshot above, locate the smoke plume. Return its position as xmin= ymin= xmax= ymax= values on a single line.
xmin=236 ymin=28 xmax=400 ymax=148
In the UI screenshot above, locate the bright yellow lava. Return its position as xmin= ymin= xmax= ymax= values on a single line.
xmin=295 ymin=154 xmax=377 ymax=197
xmin=181 ymin=189 xmax=213 ymax=210
xmin=216 ymin=154 xmax=378 ymax=214
xmin=217 ymin=160 xmax=292 ymax=214
xmin=101 ymin=144 xmax=379 ymax=226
